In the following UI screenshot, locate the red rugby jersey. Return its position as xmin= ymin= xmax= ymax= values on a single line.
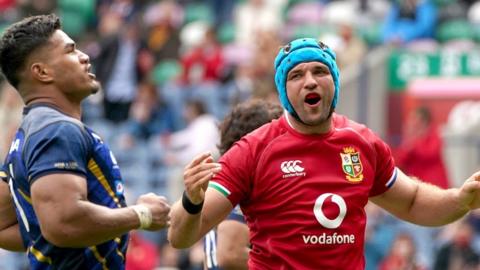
xmin=209 ymin=114 xmax=397 ymax=270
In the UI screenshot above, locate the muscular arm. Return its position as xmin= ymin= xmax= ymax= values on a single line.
xmin=168 ymin=189 xmax=232 ymax=249
xmin=31 ymin=173 xmax=141 ymax=248
xmin=370 ymin=168 xmax=480 ymax=226
xmin=0 ymin=180 xmax=17 ymax=230
xmin=216 ymin=220 xmax=250 ymax=270
xmin=0 ymin=224 xmax=24 ymax=251
xmin=0 ymin=180 xmax=24 ymax=251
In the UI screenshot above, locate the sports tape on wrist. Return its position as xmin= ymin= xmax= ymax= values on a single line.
xmin=132 ymin=205 xmax=152 ymax=230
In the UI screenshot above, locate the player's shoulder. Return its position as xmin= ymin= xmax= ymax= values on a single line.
xmin=243 ymin=116 xmax=287 ymax=143
xmin=333 ymin=113 xmax=381 ymax=143
xmin=21 ymin=105 xmax=86 ymax=140
xmin=226 ymin=116 xmax=287 ymax=161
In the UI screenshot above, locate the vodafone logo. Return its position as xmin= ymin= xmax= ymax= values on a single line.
xmin=313 ymin=193 xmax=347 ymax=229
xmin=281 ymin=160 xmax=304 ymax=173
xmin=303 ymin=193 xmax=355 ymax=245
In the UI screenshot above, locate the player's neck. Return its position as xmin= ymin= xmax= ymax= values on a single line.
xmin=26 ymin=98 xmax=82 ymax=120
xmin=22 ymin=86 xmax=82 ymax=120
xmin=286 ymin=113 xmax=332 ymax=135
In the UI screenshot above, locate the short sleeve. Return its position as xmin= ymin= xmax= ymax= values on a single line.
xmin=209 ymin=139 xmax=254 ymax=207
xmin=24 ymin=121 xmax=91 ymax=183
xmin=369 ymin=137 xmax=397 ymax=197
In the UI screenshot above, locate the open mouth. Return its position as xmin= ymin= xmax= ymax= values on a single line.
xmin=86 ymin=65 xmax=96 ymax=79
xmin=304 ymin=93 xmax=321 ymax=106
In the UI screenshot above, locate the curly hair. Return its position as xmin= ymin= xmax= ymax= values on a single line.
xmin=218 ymin=100 xmax=283 ymax=155
xmin=0 ymin=14 xmax=61 ymax=88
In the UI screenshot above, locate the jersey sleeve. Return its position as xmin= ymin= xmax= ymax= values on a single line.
xmin=24 ymin=121 xmax=91 ymax=183
xmin=208 ymin=139 xmax=254 ymax=207
xmin=369 ymin=135 xmax=397 ymax=197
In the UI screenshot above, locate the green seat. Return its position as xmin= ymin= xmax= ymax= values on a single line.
xmin=432 ymin=0 xmax=456 ymax=7
xmin=284 ymin=0 xmax=315 ymax=19
xmin=183 ymin=3 xmax=213 ymax=25
xmin=356 ymin=22 xmax=382 ymax=47
xmin=0 ymin=23 xmax=8 ymax=35
xmin=217 ymin=22 xmax=235 ymax=44
xmin=436 ymin=20 xmax=475 ymax=42
xmin=59 ymin=10 xmax=87 ymax=38
xmin=290 ymin=24 xmax=335 ymax=40
xmin=286 ymin=0 xmax=315 ymax=9
xmin=471 ymin=24 xmax=480 ymax=42
xmin=151 ymin=60 xmax=182 ymax=86
xmin=58 ymin=0 xmax=95 ymax=23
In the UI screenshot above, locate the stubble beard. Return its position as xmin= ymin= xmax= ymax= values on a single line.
xmin=299 ymin=103 xmax=334 ymax=127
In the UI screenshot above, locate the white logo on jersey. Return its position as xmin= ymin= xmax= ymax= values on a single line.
xmin=91 ymin=132 xmax=104 ymax=144
xmin=110 ymin=151 xmax=119 ymax=167
xmin=281 ymin=160 xmax=304 ymax=173
xmin=313 ymin=193 xmax=347 ymax=229
xmin=303 ymin=193 xmax=355 ymax=245
xmin=280 ymin=160 xmax=306 ymax=178
xmin=9 ymin=139 xmax=20 ymax=154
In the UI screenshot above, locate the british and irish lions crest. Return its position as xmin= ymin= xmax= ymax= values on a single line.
xmin=340 ymin=147 xmax=364 ymax=182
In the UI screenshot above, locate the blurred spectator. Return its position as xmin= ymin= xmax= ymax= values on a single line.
xmin=159 ymin=100 xmax=219 ymax=200
xmin=94 ymin=13 xmax=150 ymax=123
xmin=335 ymin=22 xmax=368 ymax=70
xmin=143 ymin=0 xmax=182 ymax=63
xmin=395 ymin=107 xmax=450 ymax=189
xmin=163 ymin=100 xmax=219 ymax=167
xmin=126 ymin=232 xmax=159 ymax=270
xmin=17 ymin=0 xmax=56 ymax=16
xmin=159 ymin=242 xmax=181 ymax=269
xmin=436 ymin=0 xmax=468 ymax=25
xmin=382 ymin=0 xmax=437 ymax=46
xmin=433 ymin=220 xmax=480 ymax=270
xmin=233 ymin=0 xmax=286 ymax=46
xmin=208 ymin=0 xmax=235 ymax=27
xmin=177 ymin=26 xmax=227 ymax=119
xmin=250 ymin=30 xmax=281 ymax=103
xmin=252 ymin=29 xmax=281 ymax=79
xmin=222 ymin=63 xmax=255 ymax=106
xmin=111 ymin=80 xmax=176 ymax=201
xmin=180 ymin=26 xmax=224 ymax=85
xmin=0 ymin=0 xmax=16 ymax=22
xmin=0 ymin=0 xmax=14 ymax=11
xmin=365 ymin=202 xmax=394 ymax=270
xmin=120 ymin=81 xmax=175 ymax=145
xmin=379 ymin=232 xmax=424 ymax=270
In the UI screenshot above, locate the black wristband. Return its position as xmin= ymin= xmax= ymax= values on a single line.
xmin=182 ymin=191 xmax=204 ymax=215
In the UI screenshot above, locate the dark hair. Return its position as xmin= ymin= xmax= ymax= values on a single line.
xmin=187 ymin=99 xmax=207 ymax=116
xmin=0 ymin=14 xmax=61 ymax=88
xmin=218 ymin=100 xmax=283 ymax=155
xmin=416 ymin=106 xmax=432 ymax=125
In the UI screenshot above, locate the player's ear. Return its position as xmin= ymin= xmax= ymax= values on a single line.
xmin=31 ymin=62 xmax=53 ymax=83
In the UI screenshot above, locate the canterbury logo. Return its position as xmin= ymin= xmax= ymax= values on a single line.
xmin=281 ymin=160 xmax=305 ymax=173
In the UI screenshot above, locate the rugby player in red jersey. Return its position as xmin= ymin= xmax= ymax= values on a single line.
xmin=168 ymin=38 xmax=480 ymax=269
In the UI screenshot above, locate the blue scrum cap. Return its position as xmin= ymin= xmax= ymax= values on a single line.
xmin=274 ymin=38 xmax=340 ymax=118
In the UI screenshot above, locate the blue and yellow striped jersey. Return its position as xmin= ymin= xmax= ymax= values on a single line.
xmin=3 ymin=104 xmax=128 ymax=270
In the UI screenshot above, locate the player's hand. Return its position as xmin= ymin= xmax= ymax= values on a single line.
xmin=458 ymin=171 xmax=480 ymax=210
xmin=136 ymin=193 xmax=171 ymax=231
xmin=183 ymin=152 xmax=221 ymax=204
